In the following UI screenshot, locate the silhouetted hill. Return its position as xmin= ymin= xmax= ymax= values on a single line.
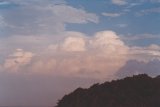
xmin=55 ymin=74 xmax=160 ymax=107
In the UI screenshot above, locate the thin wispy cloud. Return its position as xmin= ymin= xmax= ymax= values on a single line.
xmin=137 ymin=7 xmax=160 ymax=16
xmin=111 ymin=0 xmax=127 ymax=5
xmin=102 ymin=12 xmax=122 ymax=17
xmin=121 ymin=34 xmax=160 ymax=41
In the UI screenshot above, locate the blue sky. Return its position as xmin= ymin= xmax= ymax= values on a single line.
xmin=0 ymin=0 xmax=160 ymax=46
xmin=0 ymin=0 xmax=160 ymax=106
xmin=66 ymin=0 xmax=160 ymax=34
xmin=66 ymin=0 xmax=160 ymax=46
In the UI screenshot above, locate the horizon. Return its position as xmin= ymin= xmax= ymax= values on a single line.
xmin=0 ymin=0 xmax=160 ymax=106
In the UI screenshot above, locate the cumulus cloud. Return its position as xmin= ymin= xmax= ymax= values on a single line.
xmin=1 ymin=30 xmax=159 ymax=79
xmin=10 ymin=31 xmax=128 ymax=79
xmin=1 ymin=0 xmax=160 ymax=106
xmin=3 ymin=49 xmax=34 ymax=72
xmin=1 ymin=30 xmax=160 ymax=106
xmin=0 ymin=30 xmax=128 ymax=79
xmin=30 ymin=59 xmax=57 ymax=74
xmin=90 ymin=31 xmax=127 ymax=53
xmin=61 ymin=36 xmax=86 ymax=52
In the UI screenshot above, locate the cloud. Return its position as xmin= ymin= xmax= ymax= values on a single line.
xmin=129 ymin=44 xmax=160 ymax=62
xmin=137 ymin=7 xmax=160 ymax=16
xmin=3 ymin=49 xmax=34 ymax=72
xmin=116 ymin=59 xmax=160 ymax=78
xmin=1 ymin=30 xmax=160 ymax=106
xmin=89 ymin=31 xmax=128 ymax=55
xmin=0 ymin=0 xmax=160 ymax=106
xmin=1 ymin=0 xmax=98 ymax=35
xmin=30 ymin=59 xmax=57 ymax=74
xmin=0 ymin=1 xmax=11 ymax=6
xmin=111 ymin=0 xmax=127 ymax=5
xmin=117 ymin=23 xmax=128 ymax=28
xmin=50 ymin=4 xmax=99 ymax=24
xmin=144 ymin=0 xmax=160 ymax=3
xmin=148 ymin=44 xmax=160 ymax=50
xmin=29 ymin=31 xmax=129 ymax=79
xmin=0 ymin=16 xmax=7 ymax=28
xmin=1 ymin=30 xmax=160 ymax=79
xmin=102 ymin=12 xmax=122 ymax=17
xmin=121 ymin=34 xmax=160 ymax=41
xmin=61 ymin=36 xmax=86 ymax=52
xmin=0 ymin=31 xmax=128 ymax=79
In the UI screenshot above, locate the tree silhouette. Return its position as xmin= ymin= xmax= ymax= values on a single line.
xmin=56 ymin=74 xmax=160 ymax=107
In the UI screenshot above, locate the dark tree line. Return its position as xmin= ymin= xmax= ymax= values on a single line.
xmin=55 ymin=74 xmax=160 ymax=107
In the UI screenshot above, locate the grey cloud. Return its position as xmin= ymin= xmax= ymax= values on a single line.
xmin=116 ymin=59 xmax=160 ymax=78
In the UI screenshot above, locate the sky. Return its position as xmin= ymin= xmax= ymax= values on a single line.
xmin=0 ymin=0 xmax=160 ymax=106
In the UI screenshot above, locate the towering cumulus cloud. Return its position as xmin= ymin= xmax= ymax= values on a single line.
xmin=3 ymin=31 xmax=128 ymax=79
xmin=61 ymin=36 xmax=86 ymax=52
xmin=0 ymin=30 xmax=129 ymax=79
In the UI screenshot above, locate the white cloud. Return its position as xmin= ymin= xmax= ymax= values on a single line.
xmin=111 ymin=0 xmax=127 ymax=5
xmin=61 ymin=36 xmax=86 ymax=52
xmin=1 ymin=33 xmax=160 ymax=106
xmin=1 ymin=30 xmax=159 ymax=79
xmin=24 ymin=31 xmax=129 ymax=79
xmin=50 ymin=4 xmax=99 ymax=24
xmin=102 ymin=12 xmax=122 ymax=17
xmin=44 ymin=31 xmax=159 ymax=78
xmin=90 ymin=31 xmax=128 ymax=55
xmin=31 ymin=59 xmax=57 ymax=73
xmin=3 ymin=49 xmax=34 ymax=72
xmin=0 ymin=30 xmax=128 ymax=79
